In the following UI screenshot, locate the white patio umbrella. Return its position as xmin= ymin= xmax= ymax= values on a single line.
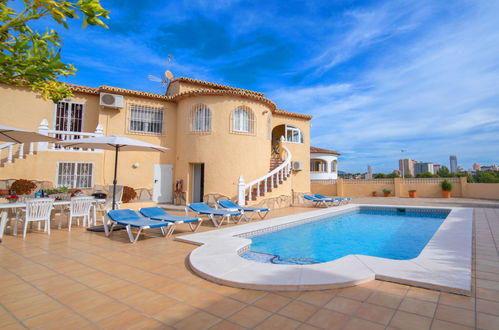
xmin=0 ymin=125 xmax=60 ymax=143
xmin=59 ymin=135 xmax=168 ymax=212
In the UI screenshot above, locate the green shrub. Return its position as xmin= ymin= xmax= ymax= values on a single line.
xmin=441 ymin=179 xmax=453 ymax=191
xmin=383 ymin=189 xmax=392 ymax=194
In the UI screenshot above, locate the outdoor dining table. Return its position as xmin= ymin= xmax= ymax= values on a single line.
xmin=0 ymin=198 xmax=106 ymax=242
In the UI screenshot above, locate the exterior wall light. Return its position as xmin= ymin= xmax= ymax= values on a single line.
xmin=132 ymin=162 xmax=139 ymax=169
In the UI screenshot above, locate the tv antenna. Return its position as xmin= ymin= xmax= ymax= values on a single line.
xmin=148 ymin=55 xmax=175 ymax=88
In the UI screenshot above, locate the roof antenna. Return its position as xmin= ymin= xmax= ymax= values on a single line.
xmin=148 ymin=55 xmax=174 ymax=88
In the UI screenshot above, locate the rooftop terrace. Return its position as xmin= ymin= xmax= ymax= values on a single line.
xmin=1 ymin=198 xmax=498 ymax=329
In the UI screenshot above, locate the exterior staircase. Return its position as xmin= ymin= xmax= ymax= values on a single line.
xmin=238 ymin=143 xmax=292 ymax=205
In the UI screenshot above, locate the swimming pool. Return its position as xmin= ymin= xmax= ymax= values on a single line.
xmin=180 ymin=205 xmax=473 ymax=294
xmin=242 ymin=209 xmax=448 ymax=264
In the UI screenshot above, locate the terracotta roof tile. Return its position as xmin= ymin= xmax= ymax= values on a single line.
xmin=171 ymin=77 xmax=264 ymax=96
xmin=274 ymin=109 xmax=313 ymax=120
xmin=310 ymin=146 xmax=340 ymax=155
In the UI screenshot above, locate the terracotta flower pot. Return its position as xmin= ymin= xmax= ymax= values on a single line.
xmin=383 ymin=192 xmax=391 ymax=197
xmin=372 ymin=192 xmax=377 ymax=197
xmin=442 ymin=191 xmax=451 ymax=198
xmin=409 ymin=191 xmax=417 ymax=198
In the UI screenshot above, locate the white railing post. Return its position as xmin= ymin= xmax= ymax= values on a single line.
xmin=7 ymin=145 xmax=13 ymax=163
xmin=29 ymin=142 xmax=34 ymax=155
xmin=238 ymin=176 xmax=246 ymax=206
xmin=94 ymin=124 xmax=104 ymax=136
xmin=18 ymin=143 xmax=24 ymax=159
xmin=264 ymin=177 xmax=267 ymax=193
xmin=38 ymin=119 xmax=49 ymax=151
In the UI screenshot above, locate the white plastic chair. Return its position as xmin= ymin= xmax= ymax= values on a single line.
xmin=22 ymin=198 xmax=54 ymax=239
xmin=67 ymin=196 xmax=94 ymax=231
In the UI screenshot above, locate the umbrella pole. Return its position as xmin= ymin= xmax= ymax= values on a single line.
xmin=112 ymin=146 xmax=119 ymax=210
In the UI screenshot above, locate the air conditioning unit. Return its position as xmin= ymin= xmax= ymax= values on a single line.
xmin=100 ymin=93 xmax=124 ymax=108
xmin=292 ymin=161 xmax=302 ymax=171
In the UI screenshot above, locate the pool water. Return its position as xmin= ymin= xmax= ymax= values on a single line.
xmin=241 ymin=209 xmax=448 ymax=264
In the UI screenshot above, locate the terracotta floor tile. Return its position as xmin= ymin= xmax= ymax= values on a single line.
xmin=324 ymin=296 xmax=361 ymax=315
xmin=476 ymin=298 xmax=499 ymax=316
xmin=209 ymin=320 xmax=246 ymax=330
xmin=123 ymin=316 xmax=168 ymax=329
xmin=297 ymin=291 xmax=335 ymax=307
xmin=338 ymin=286 xmax=374 ymax=301
xmin=439 ymin=293 xmax=475 ymax=310
xmin=477 ymin=312 xmax=499 ymax=329
xmin=82 ymin=301 xmax=129 ymax=322
xmin=355 ymin=303 xmax=395 ymax=325
xmin=11 ymin=300 xmax=62 ymax=321
xmin=367 ymin=292 xmax=403 ymax=309
xmin=97 ymin=308 xmax=146 ymax=329
xmin=430 ymin=319 xmax=474 ymax=330
xmin=153 ymin=303 xmax=199 ymax=325
xmin=278 ymin=300 xmax=319 ymax=322
xmin=254 ymin=314 xmax=301 ymax=329
xmin=38 ymin=314 xmax=91 ymax=329
xmin=230 ymin=289 xmax=268 ymax=304
xmin=405 ymin=287 xmax=440 ymax=303
xmin=435 ymin=304 xmax=475 ymax=327
xmin=476 ymin=288 xmax=499 ymax=302
xmin=343 ymin=317 xmax=385 ymax=330
xmin=228 ymin=305 xmax=272 ymax=328
xmin=173 ymin=310 xmax=221 ymax=330
xmin=22 ymin=308 xmax=78 ymax=329
xmin=398 ymin=297 xmax=437 ymax=318
xmin=201 ymin=297 xmax=246 ymax=318
xmin=254 ymin=293 xmax=292 ymax=312
xmin=389 ymin=310 xmax=431 ymax=330
xmin=306 ymin=309 xmax=350 ymax=329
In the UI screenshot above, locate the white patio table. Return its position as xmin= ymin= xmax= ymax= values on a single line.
xmin=0 ymin=198 xmax=105 ymax=242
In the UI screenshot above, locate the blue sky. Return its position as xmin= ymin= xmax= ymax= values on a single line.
xmin=26 ymin=0 xmax=499 ymax=172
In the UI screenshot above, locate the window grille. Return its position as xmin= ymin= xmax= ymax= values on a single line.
xmin=285 ymin=125 xmax=304 ymax=143
xmin=57 ymin=162 xmax=94 ymax=188
xmin=230 ymin=106 xmax=255 ymax=134
xmin=190 ymin=104 xmax=212 ymax=132
xmin=129 ymin=105 xmax=164 ymax=134
xmin=310 ymin=159 xmax=327 ymax=172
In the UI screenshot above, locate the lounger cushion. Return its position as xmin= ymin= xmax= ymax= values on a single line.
xmin=218 ymin=200 xmax=269 ymax=212
xmin=140 ymin=207 xmax=199 ymax=223
xmin=107 ymin=210 xmax=171 ymax=229
xmin=189 ymin=202 xmax=242 ymax=216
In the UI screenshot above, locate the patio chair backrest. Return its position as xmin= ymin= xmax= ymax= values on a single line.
xmin=108 ymin=209 xmax=141 ymax=222
xmin=105 ymin=185 xmax=123 ymax=208
xmin=139 ymin=207 xmax=168 ymax=218
xmin=218 ymin=200 xmax=238 ymax=209
xmin=189 ymin=202 xmax=213 ymax=213
xmin=303 ymin=195 xmax=317 ymax=201
xmin=314 ymin=194 xmax=327 ymax=199
xmin=70 ymin=196 xmax=94 ymax=216
xmin=25 ymin=198 xmax=55 ymax=221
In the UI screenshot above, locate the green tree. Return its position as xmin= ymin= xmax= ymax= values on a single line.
xmin=386 ymin=172 xmax=400 ymax=178
xmin=0 ymin=0 xmax=110 ymax=103
xmin=403 ymin=173 xmax=413 ymax=178
xmin=475 ymin=171 xmax=499 ymax=183
xmin=373 ymin=173 xmax=386 ymax=179
xmin=437 ymin=166 xmax=451 ymax=177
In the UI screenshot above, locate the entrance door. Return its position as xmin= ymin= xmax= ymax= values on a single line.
xmin=192 ymin=163 xmax=204 ymax=203
xmin=153 ymin=164 xmax=173 ymax=203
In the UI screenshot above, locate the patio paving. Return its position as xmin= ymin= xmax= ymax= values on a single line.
xmin=0 ymin=198 xmax=498 ymax=329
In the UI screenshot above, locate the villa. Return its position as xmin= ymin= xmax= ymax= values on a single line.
xmin=0 ymin=78 xmax=312 ymax=207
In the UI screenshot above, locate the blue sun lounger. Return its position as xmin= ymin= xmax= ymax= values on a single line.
xmin=217 ymin=200 xmax=270 ymax=220
xmin=304 ymin=194 xmax=337 ymax=207
xmin=106 ymin=209 xmax=176 ymax=243
xmin=314 ymin=194 xmax=352 ymax=204
xmin=139 ymin=207 xmax=203 ymax=232
xmin=188 ymin=202 xmax=243 ymax=227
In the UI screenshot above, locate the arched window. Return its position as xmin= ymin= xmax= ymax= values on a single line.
xmin=310 ymin=159 xmax=327 ymax=172
xmin=331 ymin=160 xmax=338 ymax=172
xmin=231 ymin=106 xmax=254 ymax=133
xmin=285 ymin=125 xmax=303 ymax=143
xmin=190 ymin=104 xmax=212 ymax=132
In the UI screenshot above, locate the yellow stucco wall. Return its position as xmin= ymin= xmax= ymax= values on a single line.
xmin=0 ymin=82 xmax=312 ymax=202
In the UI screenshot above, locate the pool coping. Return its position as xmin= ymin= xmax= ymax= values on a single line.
xmin=177 ymin=204 xmax=473 ymax=295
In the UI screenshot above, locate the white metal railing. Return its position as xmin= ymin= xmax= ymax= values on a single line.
xmin=237 ymin=143 xmax=292 ymax=205
xmin=344 ymin=179 xmax=395 ymax=184
xmin=403 ymin=178 xmax=460 ymax=184
xmin=37 ymin=119 xmax=103 ymax=152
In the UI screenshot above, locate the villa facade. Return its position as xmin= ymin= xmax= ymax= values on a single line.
xmin=310 ymin=146 xmax=340 ymax=181
xmin=0 ymin=78 xmax=312 ymax=206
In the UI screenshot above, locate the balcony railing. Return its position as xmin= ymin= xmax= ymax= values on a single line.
xmin=38 ymin=119 xmax=103 ymax=152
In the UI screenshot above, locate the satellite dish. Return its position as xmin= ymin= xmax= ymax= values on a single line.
xmin=147 ymin=56 xmax=175 ymax=89
xmin=165 ymin=70 xmax=174 ymax=80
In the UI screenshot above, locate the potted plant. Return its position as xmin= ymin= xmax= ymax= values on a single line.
xmin=383 ymin=189 xmax=392 ymax=197
xmin=372 ymin=191 xmax=377 ymax=197
xmin=122 ymin=186 xmax=137 ymax=203
xmin=6 ymin=194 xmax=19 ymax=203
xmin=10 ymin=179 xmax=36 ymax=195
xmin=408 ymin=190 xmax=417 ymax=198
xmin=441 ymin=180 xmax=453 ymax=198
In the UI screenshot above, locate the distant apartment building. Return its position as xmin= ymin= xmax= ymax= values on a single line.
xmin=399 ymin=158 xmax=415 ymax=177
xmin=450 ymin=155 xmax=458 ymax=173
xmin=366 ymin=165 xmax=373 ymax=179
xmin=433 ymin=164 xmax=441 ymax=173
xmin=481 ymin=165 xmax=499 ymax=172
xmin=473 ymin=163 xmax=481 ymax=171
xmin=414 ymin=162 xmax=434 ymax=175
